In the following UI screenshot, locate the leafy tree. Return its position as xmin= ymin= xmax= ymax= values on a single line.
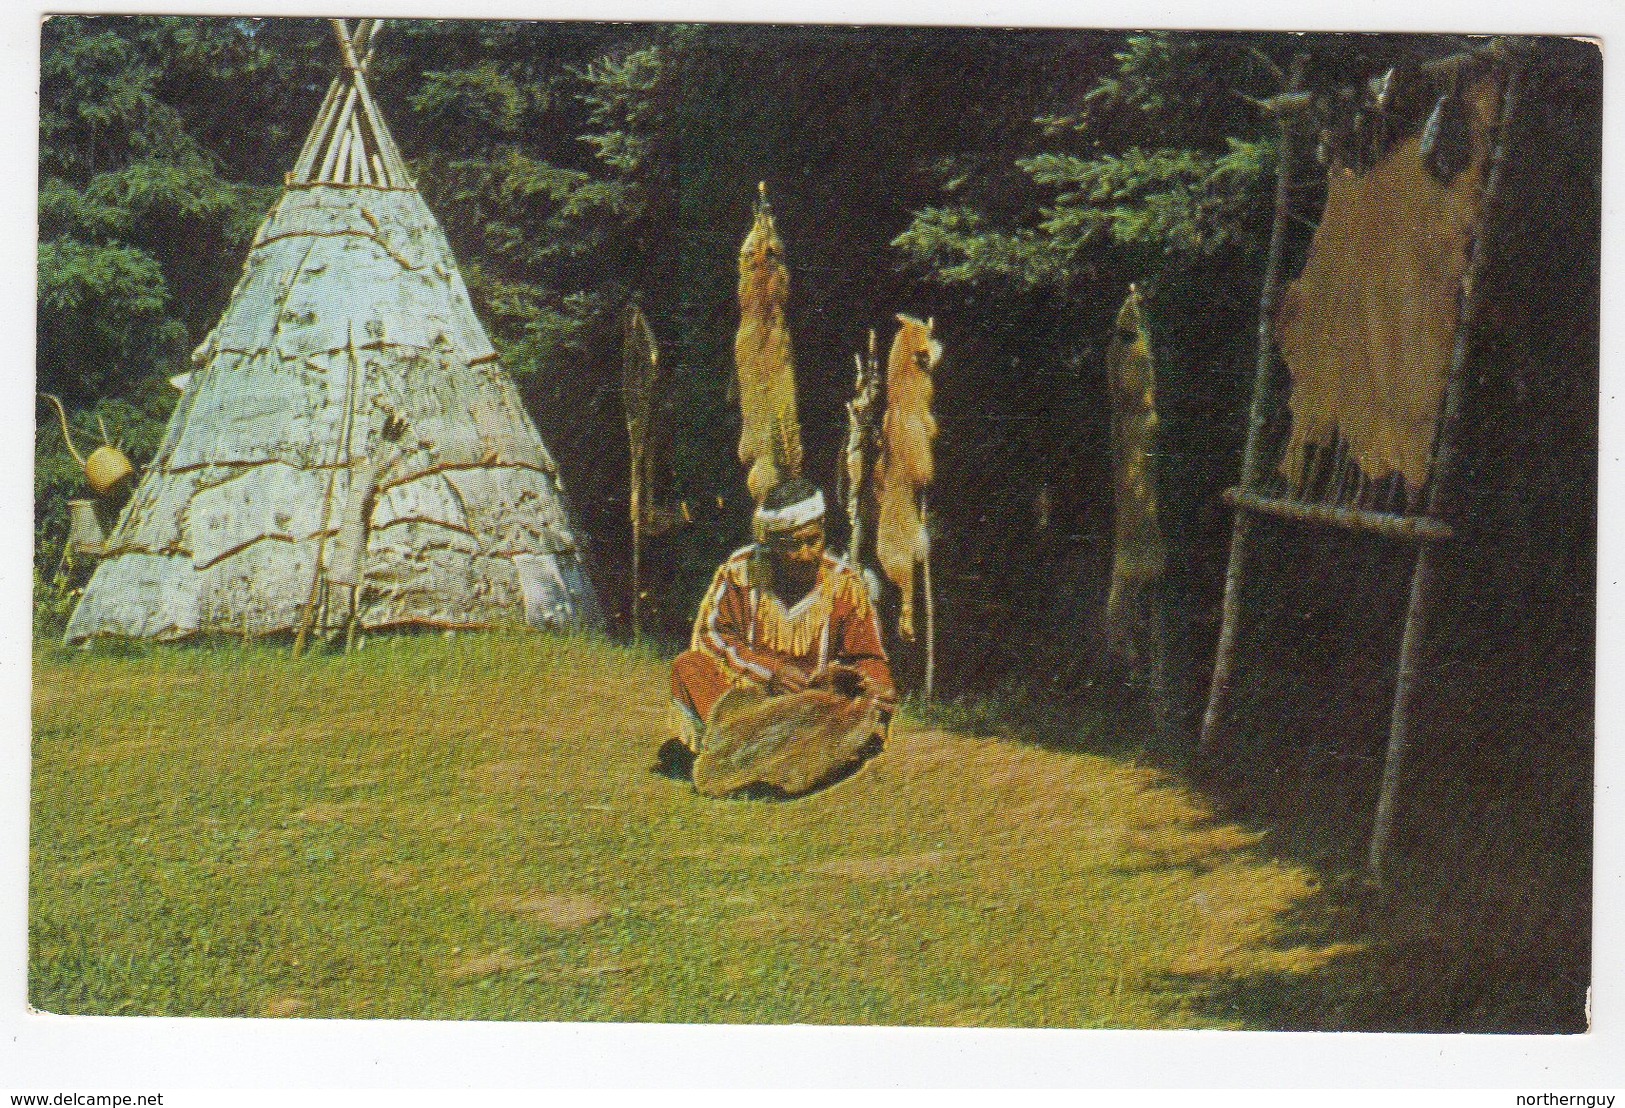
xmin=36 ymin=17 xmax=325 ymax=575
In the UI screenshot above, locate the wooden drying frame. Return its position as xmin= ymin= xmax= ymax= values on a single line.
xmin=1197 ymin=43 xmax=1524 ymax=884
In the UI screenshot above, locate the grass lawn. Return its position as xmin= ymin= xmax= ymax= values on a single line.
xmin=34 ymin=632 xmax=1357 ymax=1025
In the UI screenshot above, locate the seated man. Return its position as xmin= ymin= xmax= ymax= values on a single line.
xmin=666 ymin=478 xmax=896 ymax=794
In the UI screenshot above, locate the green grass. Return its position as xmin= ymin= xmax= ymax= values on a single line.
xmin=30 ymin=632 xmax=1341 ymax=1026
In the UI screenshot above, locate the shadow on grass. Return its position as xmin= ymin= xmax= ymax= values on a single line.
xmin=1168 ymin=602 xmax=1592 ymax=1033
xmin=911 ymin=630 xmax=1592 ymax=1033
xmin=905 ymin=664 xmax=1183 ymax=765
xmin=1146 ymin=840 xmax=1590 ymax=1033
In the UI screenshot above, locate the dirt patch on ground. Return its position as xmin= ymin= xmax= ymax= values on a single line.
xmin=297 ymin=803 xmax=355 ymax=824
xmin=416 ymin=809 xmax=500 ymax=832
xmin=815 ymin=850 xmax=949 ymax=881
xmin=502 ymin=893 xmax=610 ymax=929
xmin=467 ymin=759 xmax=547 ymax=792
xmin=443 ymin=952 xmax=531 ymax=981
xmin=730 ymin=909 xmax=827 ymax=942
xmin=263 ymin=996 xmax=307 ymax=1017
xmin=373 ymin=865 xmax=417 ymax=889
xmin=576 ymin=962 xmax=636 ymax=978
xmin=75 ymin=726 xmax=180 ymax=764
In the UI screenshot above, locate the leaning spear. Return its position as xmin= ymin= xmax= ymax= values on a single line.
xmin=622 ymin=305 xmax=664 ymax=640
xmin=841 ymin=329 xmax=883 ymax=567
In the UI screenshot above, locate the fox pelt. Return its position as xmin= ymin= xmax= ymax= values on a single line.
xmin=735 ymin=188 xmax=803 ymax=504
xmin=1105 ymin=283 xmax=1166 ymax=641
xmin=875 ymin=314 xmax=941 ymax=641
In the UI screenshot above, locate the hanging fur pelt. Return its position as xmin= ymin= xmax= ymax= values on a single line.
xmin=1105 ymin=284 xmax=1167 ymax=639
xmin=735 ymin=183 xmax=803 ymax=504
xmin=875 ymin=314 xmax=941 ymax=641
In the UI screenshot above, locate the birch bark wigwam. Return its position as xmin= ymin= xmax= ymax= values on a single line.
xmin=64 ymin=19 xmax=603 ymax=643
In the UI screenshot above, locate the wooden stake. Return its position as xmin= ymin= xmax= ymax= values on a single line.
xmin=1368 ymin=60 xmax=1521 ymax=883
xmin=294 ymin=329 xmax=363 ymax=657
xmin=922 ymin=495 xmax=936 ymax=702
xmin=1199 ymin=56 xmax=1306 ymax=752
xmin=844 ymin=330 xmax=881 ymax=568
xmin=293 ymin=463 xmax=338 ymax=658
xmin=622 ymin=307 xmax=661 ymax=641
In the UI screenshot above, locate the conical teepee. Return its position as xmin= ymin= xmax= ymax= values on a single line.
xmin=65 ymin=20 xmax=603 ymax=643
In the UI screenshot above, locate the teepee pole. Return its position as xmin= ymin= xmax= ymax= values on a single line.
xmin=1368 ymin=58 xmax=1520 ymax=884
xmin=293 ymin=462 xmax=337 ymax=658
xmin=317 ymin=84 xmax=360 ymax=182
xmin=335 ymin=19 xmax=410 ymax=188
xmin=348 ymin=112 xmax=370 ymax=185
xmin=295 ymin=21 xmax=376 ymax=186
xmin=293 ymin=77 xmax=343 ymax=181
xmin=352 ymin=66 xmax=408 ymax=186
xmin=294 ymin=326 xmax=364 ymax=657
xmin=1199 ymin=55 xmax=1305 ymax=752
xmin=354 ymin=73 xmax=407 ymax=186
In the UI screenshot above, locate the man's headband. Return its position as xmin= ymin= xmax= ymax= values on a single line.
xmin=755 ymin=489 xmax=825 ymax=534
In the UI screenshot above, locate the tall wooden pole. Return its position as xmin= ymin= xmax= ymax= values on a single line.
xmin=1368 ymin=60 xmax=1521 ymax=883
xmin=630 ymin=489 xmax=644 ymax=639
xmin=294 ymin=328 xmax=359 ymax=657
xmin=1199 ymin=56 xmax=1306 ymax=752
xmin=622 ymin=306 xmax=661 ymax=641
xmin=922 ymin=495 xmax=936 ymax=702
xmin=845 ymin=331 xmax=881 ymax=568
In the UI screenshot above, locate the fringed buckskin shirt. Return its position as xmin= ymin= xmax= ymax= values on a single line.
xmin=691 ymin=545 xmax=892 ymax=690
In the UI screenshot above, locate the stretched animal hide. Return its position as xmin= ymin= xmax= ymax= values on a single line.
xmin=694 ymin=684 xmax=884 ymax=798
xmin=1275 ymin=75 xmax=1500 ymax=493
xmin=1105 ymin=284 xmax=1166 ymax=631
xmin=875 ymin=315 xmax=941 ymax=641
xmin=735 ymin=189 xmax=803 ymax=504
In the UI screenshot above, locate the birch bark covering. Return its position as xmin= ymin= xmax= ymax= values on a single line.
xmin=875 ymin=315 xmax=940 ymax=641
xmin=734 ymin=194 xmax=803 ymax=504
xmin=1275 ymin=76 xmax=1500 ymax=492
xmin=66 ymin=39 xmax=601 ymax=641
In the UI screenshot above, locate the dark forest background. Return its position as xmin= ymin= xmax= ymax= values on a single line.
xmin=35 ymin=19 xmax=1598 ymax=1031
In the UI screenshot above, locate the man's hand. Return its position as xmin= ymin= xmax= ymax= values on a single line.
xmin=811 ymin=664 xmax=867 ymax=699
xmin=769 ymin=663 xmax=811 ymax=695
xmin=861 ymin=674 xmax=899 ymax=709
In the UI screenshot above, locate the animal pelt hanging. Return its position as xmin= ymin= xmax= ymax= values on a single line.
xmin=1104 ymin=284 xmax=1167 ymax=637
xmin=1275 ymin=74 xmax=1501 ymax=493
xmin=875 ymin=314 xmax=941 ymax=641
xmin=735 ymin=185 xmax=803 ymax=504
